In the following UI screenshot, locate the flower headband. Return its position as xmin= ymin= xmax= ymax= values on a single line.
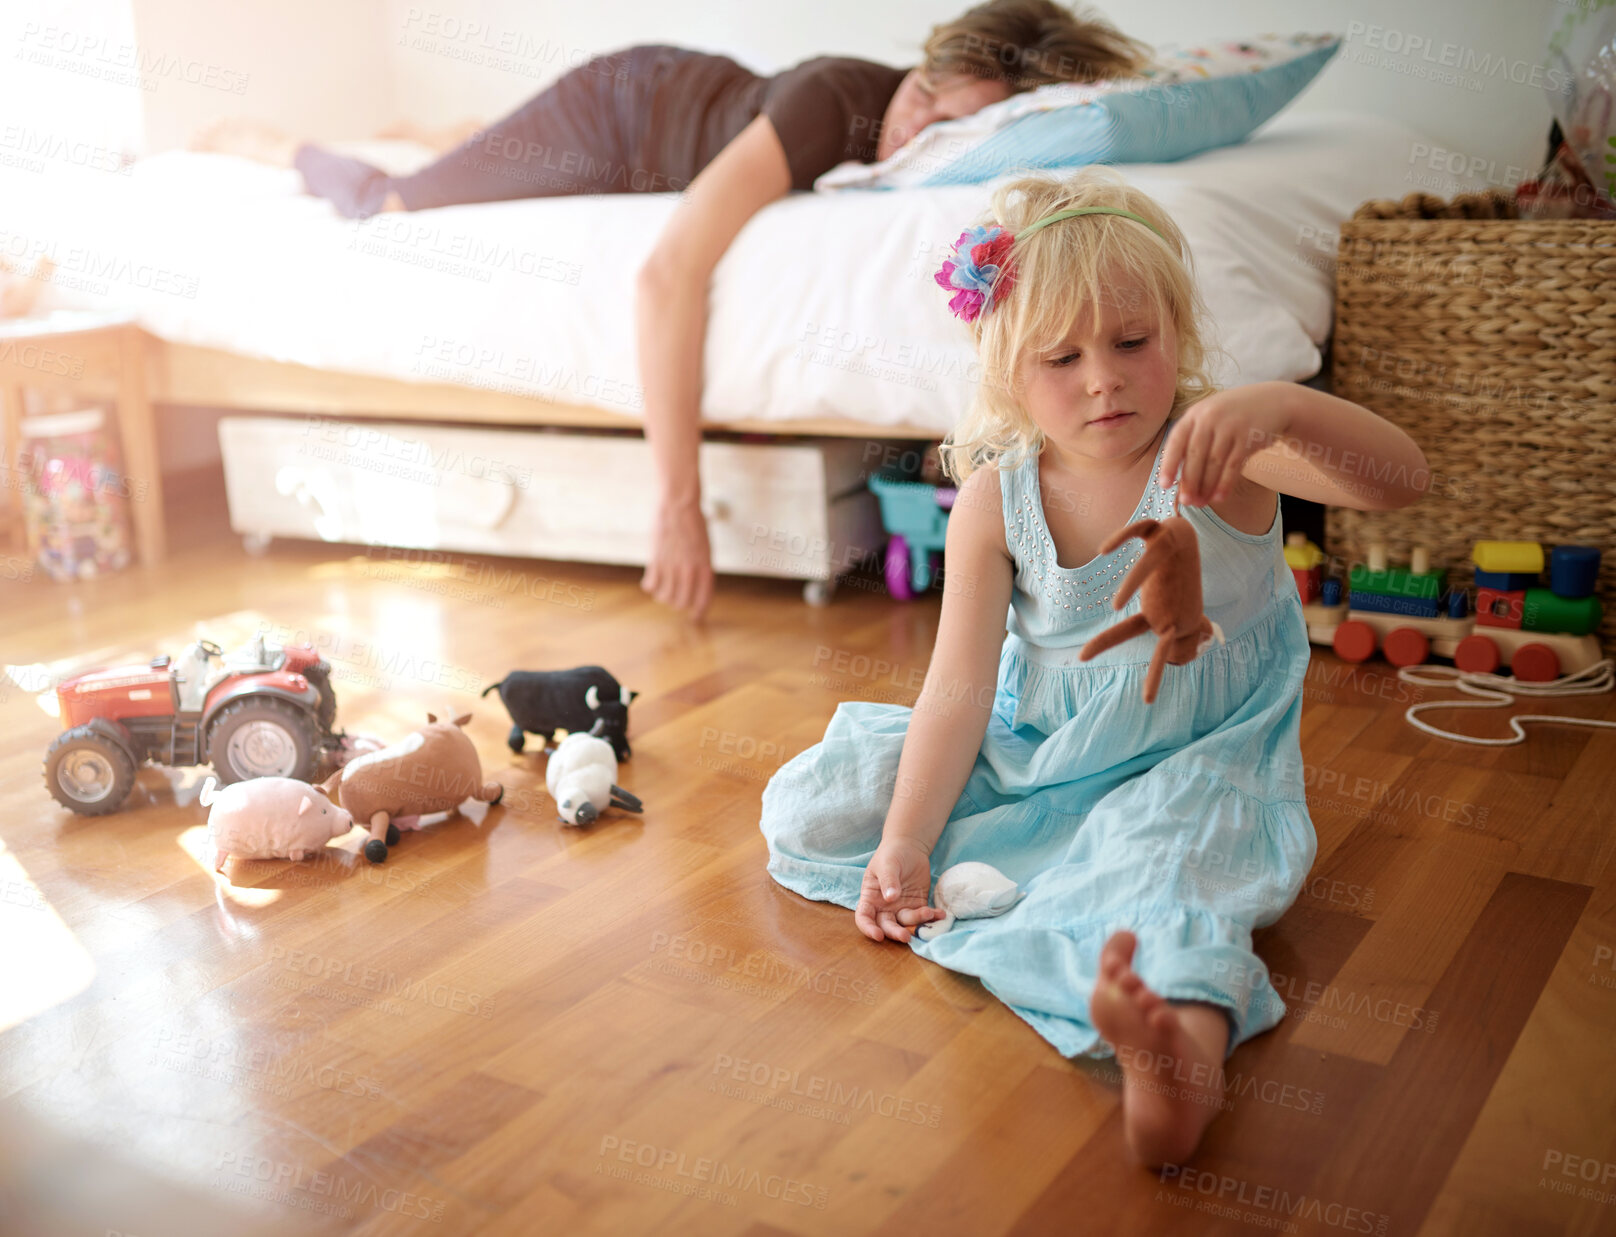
xmin=933 ymin=206 xmax=1166 ymax=323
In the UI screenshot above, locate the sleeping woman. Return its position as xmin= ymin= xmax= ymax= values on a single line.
xmin=197 ymin=0 xmax=1152 ymax=620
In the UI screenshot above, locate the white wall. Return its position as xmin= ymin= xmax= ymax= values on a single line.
xmin=381 ymin=0 xmax=1564 ymax=187
xmin=130 ymin=0 xmax=399 ymax=153
xmin=381 ymin=0 xmax=934 ymax=124
xmin=1 ymin=0 xmax=147 ymax=158
xmin=7 ymin=1 xmax=1559 ymax=191
xmin=0 ymin=0 xmax=399 ymax=160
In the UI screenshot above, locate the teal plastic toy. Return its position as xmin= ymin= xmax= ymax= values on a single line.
xmin=867 ymin=471 xmax=957 ymax=600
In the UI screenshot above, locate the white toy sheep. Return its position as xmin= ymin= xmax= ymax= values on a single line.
xmin=915 ymin=861 xmax=1024 ymax=940
xmin=545 ymin=729 xmax=643 ymax=826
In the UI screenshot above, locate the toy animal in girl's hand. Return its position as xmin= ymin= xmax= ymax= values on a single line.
xmin=320 ymin=712 xmax=503 ymax=864
xmin=915 ymin=862 xmax=1024 ymax=940
xmin=202 ymin=775 xmax=355 ymax=873
xmin=545 ymin=726 xmax=643 ymax=826
xmin=1077 ymin=515 xmax=1225 ymax=704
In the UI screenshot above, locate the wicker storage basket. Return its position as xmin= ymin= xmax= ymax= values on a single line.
xmin=1327 ymin=189 xmax=1616 ymax=652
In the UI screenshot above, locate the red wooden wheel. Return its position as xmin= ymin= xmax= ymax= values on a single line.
xmin=1332 ymin=620 xmax=1377 ymax=664
xmin=1454 ymin=634 xmax=1500 ymax=674
xmin=1383 ymin=627 xmax=1429 ymax=668
xmin=1510 ymin=642 xmax=1560 ymax=683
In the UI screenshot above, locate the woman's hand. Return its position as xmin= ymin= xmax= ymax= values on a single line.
xmin=641 ymin=497 xmax=714 ymax=620
xmin=1158 ymin=387 xmax=1293 ymax=507
xmin=855 ymin=836 xmax=947 ymax=943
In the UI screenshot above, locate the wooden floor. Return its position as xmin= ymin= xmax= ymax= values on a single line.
xmin=2 ymin=471 xmax=1615 ymax=1237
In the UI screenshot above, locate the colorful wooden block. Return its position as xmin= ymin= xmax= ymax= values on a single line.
xmin=1522 ymin=588 xmax=1603 ymax=636
xmin=1473 ymin=568 xmax=1541 ymax=591
xmin=1291 ymin=565 xmax=1321 ymax=603
xmin=1549 ymin=545 xmax=1601 ymax=599
xmin=1348 ymin=590 xmax=1441 ymax=619
xmin=1349 ymin=564 xmax=1444 ymax=602
xmin=1475 ymin=585 xmax=1525 ymax=629
xmin=1284 ymin=535 xmax=1325 ymax=571
xmin=1472 ymin=540 xmax=1544 ymax=574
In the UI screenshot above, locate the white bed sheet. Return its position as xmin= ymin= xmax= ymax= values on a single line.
xmin=1 ymin=109 xmax=1472 ymax=434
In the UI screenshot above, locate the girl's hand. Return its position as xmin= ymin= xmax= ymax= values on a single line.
xmin=856 ymin=837 xmax=947 ymax=943
xmin=1158 ymin=388 xmax=1292 ymax=507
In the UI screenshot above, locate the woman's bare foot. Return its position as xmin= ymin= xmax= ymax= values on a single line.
xmin=188 ymin=118 xmax=301 ymax=167
xmin=1090 ymin=930 xmax=1231 ymax=1167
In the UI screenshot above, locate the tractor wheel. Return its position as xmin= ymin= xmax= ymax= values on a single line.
xmin=44 ymin=727 xmax=137 ymax=815
xmin=207 ymin=697 xmax=321 ymax=783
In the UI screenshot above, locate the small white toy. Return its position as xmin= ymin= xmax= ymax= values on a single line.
xmin=545 ymin=728 xmax=643 ymax=826
xmin=201 ymin=775 xmax=355 ymax=872
xmin=916 ymin=861 xmax=1024 ymax=940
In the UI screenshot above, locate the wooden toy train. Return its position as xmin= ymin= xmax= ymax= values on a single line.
xmin=1286 ymin=535 xmax=1605 ymax=680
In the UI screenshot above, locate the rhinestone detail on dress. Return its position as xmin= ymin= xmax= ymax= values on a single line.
xmin=1012 ymin=453 xmax=1177 ymax=617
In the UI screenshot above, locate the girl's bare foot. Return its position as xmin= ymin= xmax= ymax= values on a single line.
xmin=188 ymin=118 xmax=301 ymax=167
xmin=1090 ymin=930 xmax=1231 ymax=1167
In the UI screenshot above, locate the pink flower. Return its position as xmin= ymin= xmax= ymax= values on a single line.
xmin=934 ymin=224 xmax=1017 ymax=323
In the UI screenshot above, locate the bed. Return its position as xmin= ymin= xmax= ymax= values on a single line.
xmin=0 ymin=107 xmax=1452 ymax=588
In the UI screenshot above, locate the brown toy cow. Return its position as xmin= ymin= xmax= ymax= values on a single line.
xmin=1077 ymin=508 xmax=1226 ymax=705
xmin=320 ymin=712 xmax=502 ymax=863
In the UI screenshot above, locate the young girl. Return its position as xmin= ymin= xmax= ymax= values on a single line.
xmin=757 ymin=167 xmax=1428 ymax=1167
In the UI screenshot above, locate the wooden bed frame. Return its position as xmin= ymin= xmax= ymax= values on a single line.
xmin=150 ymin=337 xmax=946 ymax=443
xmin=0 ymin=325 xmax=943 ymax=569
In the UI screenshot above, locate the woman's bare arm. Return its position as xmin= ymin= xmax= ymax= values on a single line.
xmin=882 ymin=466 xmax=1017 ymax=855
xmin=636 ymin=114 xmax=792 ymax=619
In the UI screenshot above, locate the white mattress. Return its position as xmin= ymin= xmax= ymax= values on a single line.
xmin=2 ymin=109 xmax=1472 ymax=435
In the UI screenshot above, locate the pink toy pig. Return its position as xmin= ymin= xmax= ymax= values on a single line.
xmin=202 ymin=776 xmax=355 ymax=872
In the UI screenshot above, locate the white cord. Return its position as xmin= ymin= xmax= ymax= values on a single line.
xmin=1395 ymin=658 xmax=1616 ymax=745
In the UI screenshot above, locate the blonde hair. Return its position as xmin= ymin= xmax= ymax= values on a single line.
xmin=921 ymin=0 xmax=1155 ymax=93
xmin=937 ymin=167 xmax=1225 ymax=484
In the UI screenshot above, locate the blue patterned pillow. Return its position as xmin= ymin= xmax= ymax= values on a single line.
xmin=815 ymin=34 xmax=1341 ymax=190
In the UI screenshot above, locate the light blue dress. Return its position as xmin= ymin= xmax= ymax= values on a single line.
xmin=758 ymin=428 xmax=1317 ymax=1060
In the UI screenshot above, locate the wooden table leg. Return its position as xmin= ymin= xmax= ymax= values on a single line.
xmin=116 ymin=326 xmax=165 ymax=565
xmin=1 ymin=380 xmax=25 ymax=555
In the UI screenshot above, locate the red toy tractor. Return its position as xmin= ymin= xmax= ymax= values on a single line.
xmin=43 ymin=633 xmax=341 ymax=815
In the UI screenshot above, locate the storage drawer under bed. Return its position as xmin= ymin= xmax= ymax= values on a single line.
xmin=218 ymin=416 xmax=907 ymax=598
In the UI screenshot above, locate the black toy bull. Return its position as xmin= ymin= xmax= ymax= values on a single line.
xmin=481 ymin=665 xmax=638 ymax=760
